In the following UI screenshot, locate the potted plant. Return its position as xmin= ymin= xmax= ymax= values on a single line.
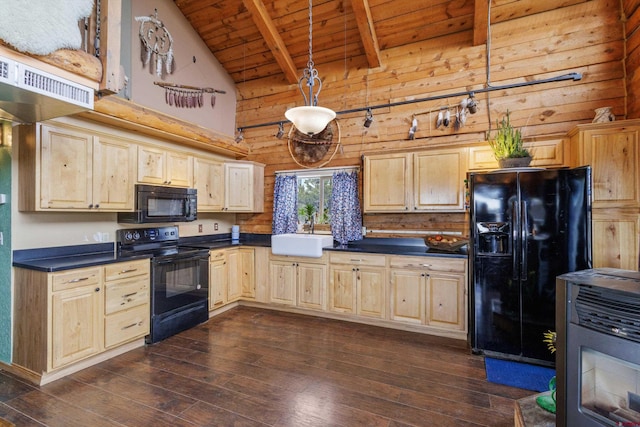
xmin=488 ymin=110 xmax=531 ymax=168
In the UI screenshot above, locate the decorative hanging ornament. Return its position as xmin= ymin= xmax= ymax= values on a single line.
xmin=135 ymin=9 xmax=174 ymax=77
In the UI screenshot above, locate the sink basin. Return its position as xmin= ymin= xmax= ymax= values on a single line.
xmin=271 ymin=233 xmax=334 ymax=257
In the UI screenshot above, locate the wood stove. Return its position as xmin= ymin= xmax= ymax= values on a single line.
xmin=556 ymin=268 xmax=640 ymax=427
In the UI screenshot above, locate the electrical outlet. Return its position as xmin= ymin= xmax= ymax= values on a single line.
xmin=214 ymin=223 xmax=218 ymax=231
xmin=0 ymin=232 xmax=3 ymax=246
xmin=198 ymin=224 xmax=203 ymax=233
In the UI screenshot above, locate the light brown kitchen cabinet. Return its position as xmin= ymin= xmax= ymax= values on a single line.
xmin=467 ymin=139 xmax=568 ymax=171
xmin=137 ymin=145 xmax=193 ymax=187
xmin=389 ymin=256 xmax=467 ymax=332
xmin=209 ymin=249 xmax=228 ymax=309
xmin=18 ymin=121 xmax=135 ymax=211
xmin=193 ymin=157 xmax=224 ymax=211
xmin=569 ymin=119 xmax=640 ymax=269
xmin=269 ymin=254 xmax=327 ymax=309
xmin=13 ymin=260 xmax=150 ymax=385
xmin=228 ymin=247 xmax=255 ymax=300
xmin=363 ymin=149 xmax=467 ymax=213
xmin=328 ymin=252 xmax=386 ymax=319
xmin=224 ymin=161 xmax=265 ymax=212
xmin=103 ymin=260 xmax=150 ymax=349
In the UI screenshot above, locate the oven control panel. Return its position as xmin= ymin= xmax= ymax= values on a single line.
xmin=117 ymin=226 xmax=179 ymax=245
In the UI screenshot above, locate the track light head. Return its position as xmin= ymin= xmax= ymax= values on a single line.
xmin=364 ymin=108 xmax=374 ymax=128
xmin=276 ymin=122 xmax=285 ymax=139
xmin=234 ymin=128 xmax=244 ymax=143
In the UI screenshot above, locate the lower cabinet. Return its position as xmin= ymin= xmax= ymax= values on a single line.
xmin=328 ymin=252 xmax=386 ymax=319
xmin=269 ymin=254 xmax=327 ymax=309
xmin=389 ymin=256 xmax=467 ymax=332
xmin=208 ymin=247 xmax=256 ymax=310
xmin=13 ymin=259 xmax=150 ymax=384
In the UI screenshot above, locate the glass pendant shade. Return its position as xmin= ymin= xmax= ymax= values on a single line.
xmin=285 ymin=106 xmax=336 ymax=135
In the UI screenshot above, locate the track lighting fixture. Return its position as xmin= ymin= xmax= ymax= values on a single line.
xmin=363 ymin=109 xmax=374 ymax=128
xmin=234 ymin=128 xmax=244 ymax=143
xmin=276 ymin=122 xmax=285 ymax=139
xmin=466 ymin=92 xmax=477 ymax=114
xmin=408 ymin=116 xmax=417 ymax=140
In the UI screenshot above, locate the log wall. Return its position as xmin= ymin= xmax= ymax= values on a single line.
xmin=625 ymin=0 xmax=640 ymax=118
xmin=236 ymin=1 xmax=629 ymax=236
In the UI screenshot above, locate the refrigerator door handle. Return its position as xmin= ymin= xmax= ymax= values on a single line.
xmin=520 ymin=200 xmax=528 ymax=281
xmin=512 ymin=199 xmax=519 ymax=280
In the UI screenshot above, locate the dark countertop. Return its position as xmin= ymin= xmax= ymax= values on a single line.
xmin=13 ymin=234 xmax=467 ymax=272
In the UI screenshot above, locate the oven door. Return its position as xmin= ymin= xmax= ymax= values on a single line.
xmin=151 ymin=251 xmax=209 ymax=316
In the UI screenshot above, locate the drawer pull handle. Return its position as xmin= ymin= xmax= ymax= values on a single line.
xmin=122 ymin=292 xmax=137 ymax=298
xmin=422 ymin=264 xmax=432 ymax=267
xmin=122 ymin=321 xmax=142 ymax=330
xmin=119 ymin=269 xmax=137 ymax=274
xmin=68 ymin=277 xmax=90 ymax=283
xmin=350 ymin=259 xmax=362 ymax=262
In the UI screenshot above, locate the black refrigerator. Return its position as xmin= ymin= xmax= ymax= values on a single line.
xmin=469 ymin=167 xmax=591 ymax=366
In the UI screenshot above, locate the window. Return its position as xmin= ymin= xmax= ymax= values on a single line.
xmin=297 ymin=174 xmax=332 ymax=225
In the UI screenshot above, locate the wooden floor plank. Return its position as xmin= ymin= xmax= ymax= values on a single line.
xmin=0 ymin=306 xmax=535 ymax=426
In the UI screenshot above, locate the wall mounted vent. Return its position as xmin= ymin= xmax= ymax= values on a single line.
xmin=0 ymin=55 xmax=94 ymax=123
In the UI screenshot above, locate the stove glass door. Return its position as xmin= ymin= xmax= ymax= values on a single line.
xmin=151 ymin=255 xmax=208 ymax=315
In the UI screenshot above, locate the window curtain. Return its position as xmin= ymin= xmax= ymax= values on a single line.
xmin=331 ymin=171 xmax=363 ymax=244
xmin=272 ymin=174 xmax=298 ymax=234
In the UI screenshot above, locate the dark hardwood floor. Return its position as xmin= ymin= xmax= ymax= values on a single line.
xmin=0 ymin=307 xmax=534 ymax=426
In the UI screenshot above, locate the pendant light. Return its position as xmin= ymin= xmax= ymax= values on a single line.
xmin=284 ymin=0 xmax=336 ymax=135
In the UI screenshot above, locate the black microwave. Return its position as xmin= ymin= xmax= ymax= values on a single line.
xmin=118 ymin=184 xmax=197 ymax=224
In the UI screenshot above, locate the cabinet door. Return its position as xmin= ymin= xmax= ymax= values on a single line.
xmin=581 ymin=127 xmax=640 ymax=208
xmin=357 ymin=267 xmax=386 ymax=319
xmin=269 ymin=260 xmax=297 ymax=305
xmin=93 ymin=136 xmax=136 ymax=210
xmin=414 ymin=149 xmax=467 ymax=211
xmin=194 ymin=158 xmax=224 ymax=211
xmin=390 ymin=269 xmax=425 ymax=324
xmin=239 ymin=248 xmax=256 ymax=298
xmin=51 ymin=285 xmax=103 ymax=369
xmin=209 ymin=251 xmax=228 ymax=309
xmin=297 ymin=263 xmax=326 ymax=310
xmin=363 ymin=153 xmax=411 ymax=212
xmin=166 ymin=151 xmax=193 ymax=187
xmin=328 ymin=265 xmax=356 ymax=313
xmin=227 ymin=249 xmax=243 ymax=301
xmin=137 ymin=145 xmax=166 ymax=184
xmin=225 ymin=162 xmax=253 ymax=211
xmin=592 ymin=211 xmax=640 ymax=270
xmin=426 ymin=272 xmax=465 ymax=331
xmin=40 ymin=124 xmax=93 ymax=209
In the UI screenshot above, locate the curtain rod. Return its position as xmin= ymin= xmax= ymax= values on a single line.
xmin=275 ymin=165 xmax=360 ymax=176
xmin=238 ymin=72 xmax=582 ymax=131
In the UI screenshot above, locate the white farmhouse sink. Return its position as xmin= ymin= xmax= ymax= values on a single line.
xmin=271 ymin=233 xmax=334 ymax=257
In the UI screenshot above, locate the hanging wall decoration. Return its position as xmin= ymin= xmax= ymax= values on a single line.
xmin=154 ymin=82 xmax=226 ymax=109
xmin=135 ymin=9 xmax=174 ymax=77
xmin=287 ymin=120 xmax=341 ymax=168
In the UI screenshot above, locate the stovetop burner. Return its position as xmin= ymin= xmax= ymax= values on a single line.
xmin=116 ymin=225 xmax=207 ymax=259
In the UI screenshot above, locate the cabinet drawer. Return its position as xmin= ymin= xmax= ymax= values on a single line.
xmin=209 ymin=250 xmax=226 ymax=262
xmin=389 ymin=256 xmax=466 ymax=272
xmin=104 ymin=259 xmax=149 ymax=281
xmin=270 ymin=252 xmax=328 ymax=264
xmin=52 ymin=268 xmax=101 ymax=292
xmin=105 ymin=304 xmax=149 ymax=348
xmin=105 ymin=276 xmax=150 ymax=314
xmin=329 ymin=252 xmax=386 ymax=267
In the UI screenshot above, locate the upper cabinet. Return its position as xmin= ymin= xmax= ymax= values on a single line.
xmin=363 ymin=149 xmax=467 ymax=213
xmin=137 ymin=145 xmax=193 ymax=187
xmin=194 ymin=158 xmax=225 ymax=212
xmin=19 ymin=121 xmax=136 ymax=212
xmin=467 ymin=139 xmax=569 ymax=171
xmin=224 ymin=161 xmax=265 ymax=212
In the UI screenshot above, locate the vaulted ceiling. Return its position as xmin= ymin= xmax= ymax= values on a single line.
xmin=174 ymin=0 xmax=586 ymax=85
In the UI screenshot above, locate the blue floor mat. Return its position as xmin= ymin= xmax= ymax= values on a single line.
xmin=484 ymin=357 xmax=555 ymax=392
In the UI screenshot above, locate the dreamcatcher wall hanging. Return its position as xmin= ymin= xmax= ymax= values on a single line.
xmin=135 ymin=9 xmax=174 ymax=77
xmin=287 ymin=119 xmax=341 ymax=168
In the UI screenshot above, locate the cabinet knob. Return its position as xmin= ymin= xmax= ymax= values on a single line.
xmin=94 ymin=204 xmax=99 ymax=208
xmin=88 ymin=204 xmax=93 ymax=208
xmin=95 ymin=287 xmax=100 ymax=292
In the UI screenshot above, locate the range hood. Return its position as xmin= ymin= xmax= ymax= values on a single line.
xmin=0 ymin=55 xmax=94 ymax=123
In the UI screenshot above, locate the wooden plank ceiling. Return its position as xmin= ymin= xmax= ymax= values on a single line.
xmin=174 ymin=0 xmax=588 ymax=85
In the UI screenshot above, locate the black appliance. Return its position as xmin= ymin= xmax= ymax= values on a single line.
xmin=118 ymin=184 xmax=197 ymax=224
xmin=556 ymin=269 xmax=640 ymax=427
xmin=469 ymin=167 xmax=591 ymax=365
xmin=117 ymin=226 xmax=209 ymax=344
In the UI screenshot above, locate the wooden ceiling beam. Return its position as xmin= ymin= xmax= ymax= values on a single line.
xmin=351 ymin=0 xmax=381 ymax=68
xmin=473 ymin=0 xmax=489 ymax=46
xmin=242 ymin=0 xmax=299 ymax=84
